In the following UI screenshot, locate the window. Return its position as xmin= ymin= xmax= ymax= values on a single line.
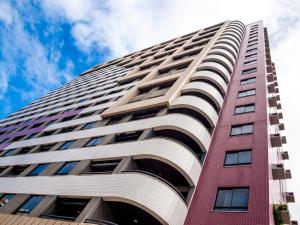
xmin=238 ymin=89 xmax=256 ymax=98
xmin=5 ymin=165 xmax=28 ymax=176
xmin=245 ymin=53 xmax=257 ymax=59
xmin=85 ymin=136 xmax=104 ymax=147
xmin=16 ymin=196 xmax=44 ymax=214
xmin=36 ymin=143 xmax=56 ymax=152
xmin=234 ymin=104 xmax=255 ymax=114
xmin=230 ymin=124 xmax=254 ymax=136
xmin=28 ymin=164 xmax=49 ymax=176
xmin=41 ymin=197 xmax=89 ymax=221
xmin=240 ymin=77 xmax=256 ymax=85
xmin=83 ymin=159 xmax=121 ymax=174
xmin=81 ymin=122 xmax=96 ymax=130
xmin=224 ymin=150 xmax=252 ymax=166
xmin=114 ymin=131 xmax=142 ymax=143
xmin=0 ymin=194 xmax=15 ymax=208
xmin=242 ymin=68 xmax=257 ymax=75
xmin=58 ymin=140 xmax=75 ymax=150
xmin=56 ymin=162 xmax=78 ymax=175
xmin=131 ymin=109 xmax=160 ymax=121
xmin=2 ymin=149 xmax=16 ymax=157
xmin=244 ymin=59 xmax=257 ymax=66
xmin=214 ymin=188 xmax=249 ymax=211
xmin=26 ymin=133 xmax=37 ymax=140
xmin=246 ymin=48 xmax=257 ymax=53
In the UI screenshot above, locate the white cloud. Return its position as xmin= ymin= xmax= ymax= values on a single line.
xmin=0 ymin=0 xmax=13 ymax=25
xmin=0 ymin=1 xmax=74 ymax=103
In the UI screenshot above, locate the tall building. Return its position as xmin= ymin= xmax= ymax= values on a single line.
xmin=0 ymin=20 xmax=296 ymax=225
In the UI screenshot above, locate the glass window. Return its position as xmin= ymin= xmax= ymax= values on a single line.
xmin=244 ymin=59 xmax=257 ymax=65
xmin=58 ymin=140 xmax=75 ymax=150
xmin=224 ymin=150 xmax=252 ymax=166
xmin=2 ymin=149 xmax=16 ymax=157
xmin=238 ymin=89 xmax=256 ymax=98
xmin=81 ymin=122 xmax=96 ymax=130
xmin=240 ymin=77 xmax=256 ymax=85
xmin=26 ymin=133 xmax=37 ymax=140
xmin=242 ymin=68 xmax=257 ymax=75
xmin=234 ymin=104 xmax=255 ymax=114
xmin=85 ymin=136 xmax=104 ymax=147
xmin=215 ymin=188 xmax=249 ymax=211
xmin=245 ymin=53 xmax=257 ymax=59
xmin=16 ymin=196 xmax=44 ymax=214
xmin=28 ymin=164 xmax=49 ymax=176
xmin=230 ymin=124 xmax=254 ymax=136
xmin=56 ymin=162 xmax=78 ymax=175
xmin=0 ymin=194 xmax=15 ymax=208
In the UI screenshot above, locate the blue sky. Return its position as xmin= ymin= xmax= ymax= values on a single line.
xmin=1 ymin=0 xmax=300 ymax=220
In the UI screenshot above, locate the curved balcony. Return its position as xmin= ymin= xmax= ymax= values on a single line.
xmin=218 ymin=34 xmax=241 ymax=51
xmin=0 ymin=138 xmax=201 ymax=186
xmin=169 ymin=95 xmax=218 ymax=131
xmin=197 ymin=61 xmax=231 ymax=83
xmin=203 ymin=54 xmax=234 ymax=74
xmin=215 ymin=38 xmax=239 ymax=54
xmin=4 ymin=114 xmax=213 ymax=155
xmin=212 ymin=43 xmax=237 ymax=59
xmin=0 ymin=173 xmax=188 ymax=225
xmin=221 ymin=30 xmax=243 ymax=45
xmin=227 ymin=24 xmax=244 ymax=36
xmin=207 ymin=48 xmax=235 ymax=66
xmin=190 ymin=70 xmax=227 ymax=95
xmin=222 ymin=29 xmax=243 ymax=42
xmin=181 ymin=82 xmax=224 ymax=111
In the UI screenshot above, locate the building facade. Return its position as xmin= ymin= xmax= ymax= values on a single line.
xmin=0 ymin=20 xmax=296 ymax=225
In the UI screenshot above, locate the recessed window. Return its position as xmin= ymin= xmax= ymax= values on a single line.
xmin=58 ymin=140 xmax=75 ymax=150
xmin=56 ymin=162 xmax=78 ymax=175
xmin=246 ymin=48 xmax=257 ymax=54
xmin=224 ymin=150 xmax=252 ymax=166
xmin=230 ymin=124 xmax=254 ymax=136
xmin=2 ymin=149 xmax=16 ymax=157
xmin=28 ymin=164 xmax=49 ymax=176
xmin=240 ymin=77 xmax=256 ymax=85
xmin=16 ymin=195 xmax=44 ymax=214
xmin=245 ymin=53 xmax=257 ymax=59
xmin=82 ymin=159 xmax=121 ymax=174
xmin=85 ymin=136 xmax=104 ymax=147
xmin=244 ymin=59 xmax=257 ymax=66
xmin=234 ymin=104 xmax=255 ymax=114
xmin=114 ymin=131 xmax=142 ymax=143
xmin=81 ymin=122 xmax=96 ymax=130
xmin=238 ymin=89 xmax=256 ymax=98
xmin=242 ymin=68 xmax=257 ymax=75
xmin=214 ymin=188 xmax=249 ymax=211
xmin=0 ymin=194 xmax=15 ymax=208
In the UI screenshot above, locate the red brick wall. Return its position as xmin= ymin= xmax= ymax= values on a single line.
xmin=185 ymin=21 xmax=270 ymax=225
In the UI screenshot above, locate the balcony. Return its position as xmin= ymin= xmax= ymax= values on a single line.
xmin=281 ymin=151 xmax=289 ymax=160
xmin=291 ymin=221 xmax=298 ymax=225
xmin=268 ymin=96 xmax=277 ymax=107
xmin=267 ymin=73 xmax=274 ymax=82
xmin=279 ymin=123 xmax=285 ymax=130
xmin=268 ymin=84 xmax=275 ymax=93
xmin=275 ymin=87 xmax=279 ymax=93
xmin=276 ymin=95 xmax=280 ymax=101
xmin=285 ymin=192 xmax=295 ymax=203
xmin=42 ymin=197 xmax=90 ymax=222
xmin=123 ymin=158 xmax=192 ymax=201
xmin=269 ymin=113 xmax=280 ymax=125
xmin=273 ymin=204 xmax=290 ymax=225
xmin=85 ymin=201 xmax=164 ymax=225
xmin=272 ymin=164 xmax=291 ymax=180
xmin=277 ymin=103 xmax=282 ymax=109
xmin=271 ymin=134 xmax=287 ymax=147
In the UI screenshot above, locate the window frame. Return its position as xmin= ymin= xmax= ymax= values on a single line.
xmin=214 ymin=187 xmax=249 ymax=211
xmin=224 ymin=150 xmax=252 ymax=166
xmin=230 ymin=123 xmax=254 ymax=136
xmin=234 ymin=104 xmax=255 ymax=115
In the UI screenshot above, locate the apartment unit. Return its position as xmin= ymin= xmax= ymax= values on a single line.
xmin=0 ymin=20 xmax=296 ymax=225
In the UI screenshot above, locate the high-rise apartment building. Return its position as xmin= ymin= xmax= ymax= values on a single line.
xmin=0 ymin=20 xmax=296 ymax=225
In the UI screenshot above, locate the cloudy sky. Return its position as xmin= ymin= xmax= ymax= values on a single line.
xmin=0 ymin=0 xmax=299 ymax=220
